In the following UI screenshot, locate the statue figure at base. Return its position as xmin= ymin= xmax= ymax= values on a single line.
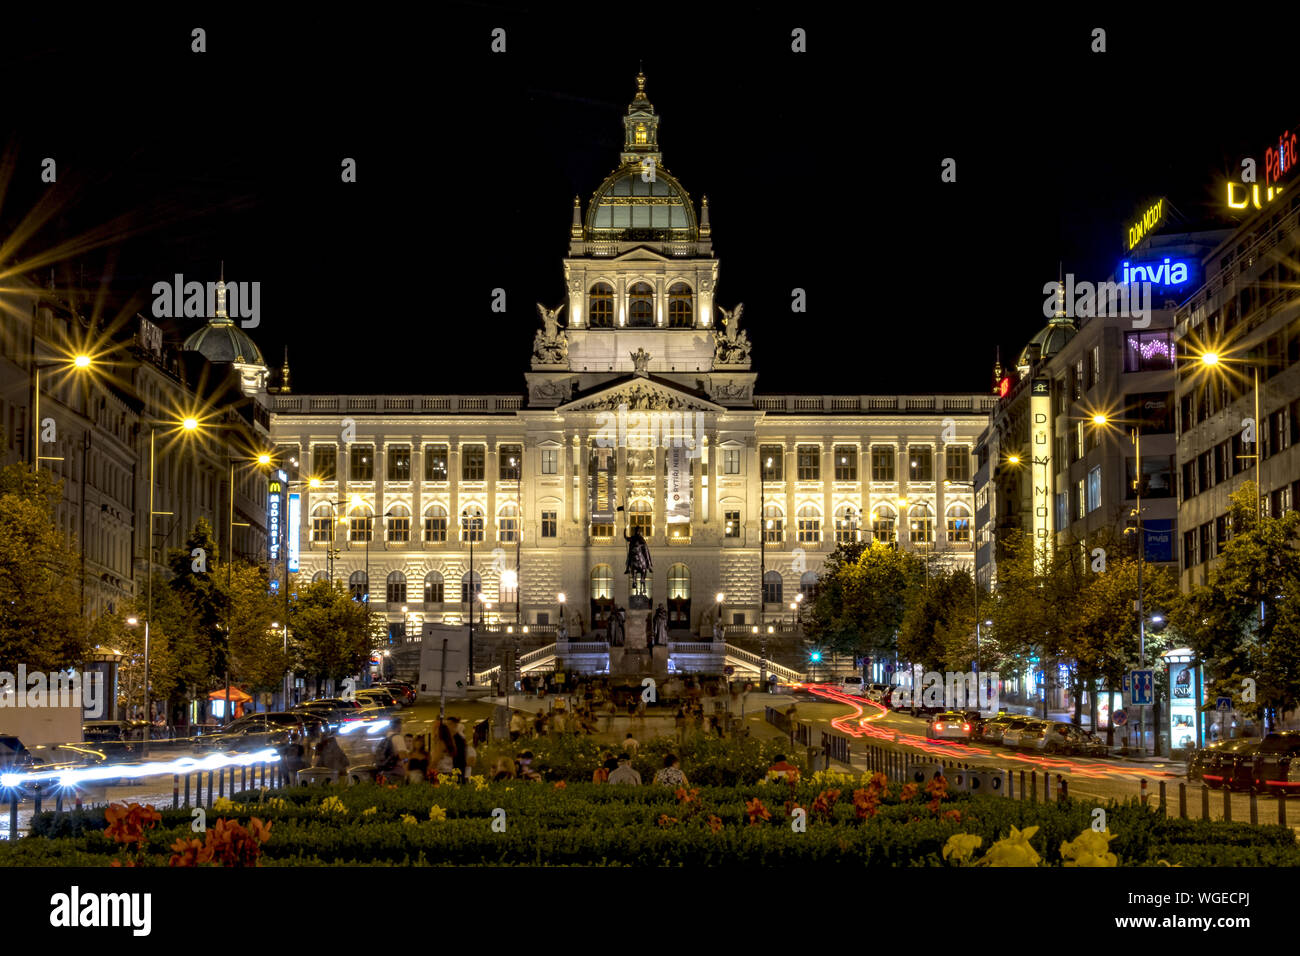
xmin=653 ymin=604 xmax=669 ymax=647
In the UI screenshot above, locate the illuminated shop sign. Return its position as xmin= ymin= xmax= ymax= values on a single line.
xmin=1120 ymin=257 xmax=1193 ymax=290
xmin=1227 ymin=181 xmax=1286 ymax=210
xmin=1266 ymin=129 xmax=1298 ymax=186
xmin=1227 ymin=127 xmax=1298 ymax=211
xmin=287 ymin=492 xmax=301 ymax=573
xmin=1126 ymin=198 xmax=1164 ymax=250
xmin=268 ymin=471 xmax=285 ymax=562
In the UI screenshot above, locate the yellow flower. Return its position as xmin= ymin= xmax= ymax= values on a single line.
xmin=400 ymin=814 xmax=418 ymax=826
xmin=942 ymin=833 xmax=983 ymax=865
xmin=264 ymin=798 xmax=287 ymax=810
xmin=319 ymin=796 xmax=347 ymax=814
xmin=212 ymin=797 xmax=236 ymax=813
xmin=471 ymin=775 xmax=488 ymax=791
xmin=1061 ymin=828 xmax=1118 ymax=867
xmin=361 ymin=806 xmax=378 ymax=816
xmin=980 ymin=825 xmax=1041 ymax=867
xmin=429 ymin=805 xmax=446 ymax=822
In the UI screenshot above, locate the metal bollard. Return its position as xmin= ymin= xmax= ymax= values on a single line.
xmin=1030 ymin=771 xmax=1037 ymax=803
xmin=1057 ymin=776 xmax=1068 ymax=802
xmin=207 ymin=771 xmax=214 ymax=807
xmin=241 ymin=766 xmax=247 ymax=791
xmin=1140 ymin=778 xmax=1148 ymax=806
xmin=33 ymin=784 xmax=42 ymax=823
xmin=1250 ymin=791 xmax=1258 ymax=825
xmin=184 ymin=773 xmax=191 ymax=808
xmin=1223 ymin=786 xmax=1232 ymax=822
xmin=1280 ymin=793 xmax=1288 ymax=827
xmin=218 ymin=768 xmax=225 ymax=799
xmin=7 ymin=791 xmax=16 ymax=841
xmin=1201 ymin=785 xmax=1209 ymax=819
xmin=1008 ymin=771 xmax=1015 ymax=799
xmin=1159 ymin=780 xmax=1167 ymax=813
xmin=1019 ymin=770 xmax=1026 ymax=801
xmin=173 ymin=775 xmax=180 ymax=810
xmin=1179 ymin=782 xmax=1187 ymax=819
xmin=196 ymin=771 xmax=203 ymax=807
xmin=55 ymin=792 xmax=63 ymax=816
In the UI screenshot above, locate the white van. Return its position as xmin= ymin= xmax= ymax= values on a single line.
xmin=838 ymin=675 xmax=866 ymax=697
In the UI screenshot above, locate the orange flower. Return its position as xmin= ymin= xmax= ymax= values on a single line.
xmin=745 ymin=797 xmax=771 ymax=825
xmin=811 ymin=788 xmax=841 ymax=818
xmin=852 ymin=787 xmax=882 ymax=819
xmin=168 ymin=836 xmax=213 ymax=867
xmin=942 ymin=809 xmax=962 ymax=823
xmin=675 ymin=786 xmax=700 ymax=805
xmin=706 ymin=815 xmax=723 ymax=833
xmin=657 ymin=814 xmax=679 ymax=827
xmin=105 ymin=802 xmax=162 ymax=848
xmin=924 ymin=776 xmax=949 ymax=800
xmin=899 ymin=783 xmax=919 ymax=802
xmin=554 ymin=780 xmax=567 ymax=790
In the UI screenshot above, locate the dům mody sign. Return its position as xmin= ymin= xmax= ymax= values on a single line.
xmin=1126 ymin=198 xmax=1165 ymax=250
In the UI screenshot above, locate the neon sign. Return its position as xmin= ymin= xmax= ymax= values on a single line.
xmin=1227 ymin=181 xmax=1285 ymax=210
xmin=1127 ymin=199 xmax=1164 ymax=250
xmin=268 ymin=471 xmax=285 ymax=563
xmin=1121 ymin=258 xmax=1191 ymax=289
xmin=1266 ymin=129 xmax=1298 ymax=187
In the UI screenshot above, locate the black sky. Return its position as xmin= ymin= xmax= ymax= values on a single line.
xmin=1 ymin=8 xmax=1296 ymax=396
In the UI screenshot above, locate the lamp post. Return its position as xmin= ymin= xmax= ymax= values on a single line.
xmin=29 ymin=353 xmax=94 ymax=472
xmin=715 ymin=592 xmax=724 ymax=640
xmin=760 ymin=455 xmax=773 ymax=621
xmin=511 ymin=452 xmax=522 ymax=627
xmin=557 ymin=591 xmax=566 ymax=637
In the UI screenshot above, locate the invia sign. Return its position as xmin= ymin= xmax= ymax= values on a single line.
xmin=1120 ymin=257 xmax=1194 ymax=291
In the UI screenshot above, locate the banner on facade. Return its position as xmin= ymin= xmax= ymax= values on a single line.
xmin=287 ymin=492 xmax=301 ymax=573
xmin=590 ymin=448 xmax=615 ymax=523
xmin=666 ymin=446 xmax=691 ymax=524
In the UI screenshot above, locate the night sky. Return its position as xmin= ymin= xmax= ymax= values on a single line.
xmin=1 ymin=9 xmax=1294 ymax=396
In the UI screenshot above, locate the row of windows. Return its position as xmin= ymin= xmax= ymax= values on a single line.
xmin=1180 ymin=402 xmax=1299 ymax=502
xmin=312 ymin=504 xmax=557 ymax=543
xmin=586 ymin=282 xmax=695 ymax=329
xmin=297 ymin=443 xmax=973 ymax=484
xmin=758 ymin=445 xmax=971 ymax=483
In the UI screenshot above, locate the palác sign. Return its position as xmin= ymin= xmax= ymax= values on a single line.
xmin=1127 ymin=199 xmax=1164 ymax=250
xmin=1226 ymin=127 xmax=1297 ymax=211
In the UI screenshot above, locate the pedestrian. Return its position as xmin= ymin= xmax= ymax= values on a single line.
xmin=431 ymin=719 xmax=458 ymax=780
xmin=593 ymin=752 xmax=616 ymax=783
xmin=313 ymin=732 xmax=350 ymax=776
xmin=653 ymin=754 xmax=688 ymax=787
xmin=447 ymin=717 xmax=470 ymax=780
xmin=766 ymin=754 xmax=800 ymax=781
xmin=376 ymin=718 xmax=409 ymax=782
xmin=607 ymin=753 xmax=641 ymax=785
xmin=492 ymin=756 xmax=516 ymax=781
xmin=533 ymin=709 xmax=547 ymax=737
xmin=406 ymin=735 xmax=430 ymax=782
xmin=623 ymin=731 xmax=640 ymax=756
xmin=509 ymin=710 xmax=525 ymax=741
xmin=675 ymin=707 xmax=687 ymax=744
xmin=280 ymin=740 xmax=308 ymax=784
xmin=516 ymin=750 xmax=542 ymax=782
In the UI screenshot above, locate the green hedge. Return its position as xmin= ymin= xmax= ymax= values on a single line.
xmin=5 ymin=778 xmax=1297 ymax=867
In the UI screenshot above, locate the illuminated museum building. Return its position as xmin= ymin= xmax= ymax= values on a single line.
xmin=268 ymin=76 xmax=993 ymax=640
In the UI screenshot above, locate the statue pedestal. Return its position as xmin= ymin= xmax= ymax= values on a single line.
xmin=624 ymin=615 xmax=648 ymax=651
xmin=629 ymin=594 xmax=651 ymax=612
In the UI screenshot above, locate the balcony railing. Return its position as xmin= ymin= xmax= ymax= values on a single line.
xmin=274 ymin=395 xmax=525 ymax=415
xmin=753 ymin=394 xmax=996 ymax=415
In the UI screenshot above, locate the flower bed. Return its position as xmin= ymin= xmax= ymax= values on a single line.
xmin=5 ymin=771 xmax=1297 ymax=867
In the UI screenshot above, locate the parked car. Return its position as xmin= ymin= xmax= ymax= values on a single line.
xmin=380 ymin=682 xmax=417 ymax=706
xmin=0 ymin=734 xmax=36 ymax=771
xmin=838 ymin=675 xmax=867 ymax=697
xmin=291 ymin=700 xmax=361 ymax=730
xmin=1202 ymin=737 xmax=1262 ymax=790
xmin=999 ymin=718 xmax=1039 ymax=749
xmin=1070 ymin=728 xmax=1110 ymax=757
xmin=1187 ymin=739 xmax=1233 ymax=783
xmin=925 ymin=711 xmax=973 ymax=741
xmin=866 ymin=683 xmax=896 ymax=704
xmin=1253 ymin=732 xmax=1300 ymax=795
xmin=353 ymin=689 xmax=399 ymax=715
xmin=1021 ymin=721 xmax=1078 ymax=754
xmin=977 ymin=714 xmax=1017 ymax=743
xmin=200 ymin=713 xmax=316 ymax=752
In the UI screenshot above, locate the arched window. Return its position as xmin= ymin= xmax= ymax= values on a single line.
xmin=835 ymin=505 xmax=860 ymax=545
xmin=460 ymin=570 xmax=482 ymax=603
xmin=461 ymin=505 xmax=484 ymax=543
xmin=349 ymin=504 xmax=373 ymax=543
xmin=797 ymin=504 xmax=821 ymax=543
xmin=424 ymin=570 xmax=444 ymax=604
xmin=667 ymin=563 xmax=690 ymax=599
xmin=497 ymin=503 xmax=519 ymax=542
xmin=872 ymin=504 xmax=896 ymax=544
xmin=946 ymin=503 xmax=972 ymax=542
xmin=311 ymin=505 xmax=335 ymax=542
xmin=349 ymin=570 xmax=369 ymax=603
xmin=628 ymin=498 xmax=652 ymax=537
xmin=800 ymin=570 xmax=819 ymax=601
xmin=312 ymin=570 xmax=328 ymax=583
xmin=386 ymin=504 xmax=410 ymax=543
xmin=763 ymin=504 xmax=784 ymax=543
xmin=424 ymin=504 xmax=447 ymax=542
xmin=763 ymin=570 xmax=783 ymax=604
xmin=386 ymin=570 xmax=407 ymax=604
xmin=909 ymin=503 xmax=934 ymax=543
xmin=628 ymin=281 xmax=654 ymax=327
xmin=590 ymin=564 xmax=613 ymax=600
xmin=589 ymin=282 xmax=614 ymax=328
xmin=667 ymin=283 xmax=693 ymax=328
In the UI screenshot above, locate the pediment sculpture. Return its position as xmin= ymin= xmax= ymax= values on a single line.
xmin=570 ymin=383 xmax=694 ymax=411
xmin=713 ymin=303 xmax=752 ymax=366
xmin=532 ymin=303 xmax=569 ymax=365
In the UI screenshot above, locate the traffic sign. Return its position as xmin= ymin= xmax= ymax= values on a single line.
xmin=723 ymin=665 xmax=734 ymax=676
xmin=1112 ymin=709 xmax=1128 ymax=726
xmin=1131 ymin=669 xmax=1154 ymax=706
xmin=1122 ymin=673 xmax=1131 ymax=693
xmin=1216 ymin=696 xmax=1233 ymax=712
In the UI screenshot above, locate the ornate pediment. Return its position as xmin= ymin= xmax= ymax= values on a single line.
xmin=561 ymin=378 xmax=721 ymax=412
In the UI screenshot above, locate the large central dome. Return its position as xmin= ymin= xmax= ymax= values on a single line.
xmin=585 ymin=165 xmax=696 ymax=239
xmin=184 ymin=316 xmax=266 ymax=366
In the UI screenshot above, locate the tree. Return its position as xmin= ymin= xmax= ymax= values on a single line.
xmin=898 ymin=565 xmax=976 ymax=672
xmin=289 ymin=578 xmax=376 ymax=690
xmin=0 ymin=464 xmax=86 ymax=669
xmin=222 ymin=562 xmax=286 ymax=694
xmin=804 ymin=540 xmax=921 ymax=665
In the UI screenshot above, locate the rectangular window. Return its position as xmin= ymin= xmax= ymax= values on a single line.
xmin=1055 ymin=492 xmax=1067 ymax=530
xmin=1126 ymin=392 xmax=1174 ymax=434
xmin=590 ymin=522 xmax=614 ymax=539
xmin=425 ymin=513 xmax=447 ymax=542
xmin=1086 ymin=465 xmax=1102 ymax=513
xmin=499 ymin=444 xmax=522 ymax=481
xmin=1091 ymin=345 xmax=1102 ymax=388
xmin=1184 ymin=529 xmax=1198 ymax=567
xmin=388 ymin=514 xmax=410 ymax=542
xmin=1200 ymin=523 xmax=1212 ymax=565
xmin=629 ymin=510 xmax=652 ymax=537
xmin=871 ymin=446 xmax=895 ymax=482
xmin=1074 ymin=359 xmax=1085 ymax=400
xmin=498 ymin=512 xmax=519 ymax=542
xmin=797 ymin=445 xmax=820 ymax=480
xmin=760 ymin=446 xmax=783 ymax=481
xmin=1074 ymin=422 xmax=1085 ymax=462
xmin=350 ymin=445 xmax=374 ymax=481
xmin=534 ymin=511 xmax=555 ymax=541
xmin=350 ymin=515 xmax=373 ymax=542
xmin=424 ymin=444 xmax=448 ymax=481
xmin=313 ymin=445 xmax=337 ymax=482
xmin=462 ymin=445 xmax=485 ymax=481
xmin=1124 ymin=331 xmax=1175 ymax=372
xmin=1197 ymin=452 xmax=1211 ymax=493
xmin=797 ymin=510 xmax=820 ymax=543
xmin=461 ymin=511 xmax=484 ymax=543
xmin=1181 ymin=460 xmax=1196 ymax=500
xmin=312 ymin=514 xmax=333 ymax=542
xmin=1076 ymin=478 xmax=1086 ymax=520
xmin=1215 ymin=514 xmax=1230 ymax=554
xmin=541 ymin=448 xmax=558 ymax=475
xmin=387 ymin=445 xmax=411 ymax=481
xmin=724 ymin=509 xmax=741 ymax=538
xmin=1125 ymin=455 xmax=1174 ymax=498
xmin=908 ymin=445 xmax=933 ymax=481
xmin=945 ymin=446 xmax=970 ymax=482
xmin=834 ymin=446 xmax=857 ymax=481
xmin=764 ymin=512 xmax=783 ymax=543
xmin=723 ymin=448 xmax=741 ymax=475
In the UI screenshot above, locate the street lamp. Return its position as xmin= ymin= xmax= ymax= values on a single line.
xmin=760 ymin=455 xmax=773 ymax=616
xmin=30 ymin=353 xmax=95 ymax=472
xmin=557 ymin=591 xmax=566 ymax=637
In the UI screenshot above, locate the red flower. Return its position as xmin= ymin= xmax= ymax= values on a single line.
xmin=104 ymin=802 xmax=161 ymax=848
xmin=706 ymin=815 xmax=723 ymax=833
xmin=899 ymin=783 xmax=919 ymax=802
xmin=811 ymin=789 xmax=841 ymax=818
xmin=554 ymin=780 xmax=567 ymax=790
xmin=675 ymin=786 xmax=699 ymax=805
xmin=745 ymin=798 xmax=772 ymax=825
